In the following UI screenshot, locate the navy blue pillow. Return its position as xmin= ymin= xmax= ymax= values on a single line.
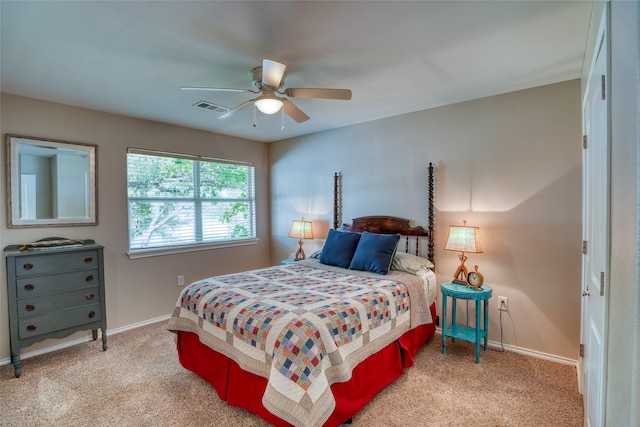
xmin=319 ymin=229 xmax=361 ymax=268
xmin=349 ymin=232 xmax=401 ymax=275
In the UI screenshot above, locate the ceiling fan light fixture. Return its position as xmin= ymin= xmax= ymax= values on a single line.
xmin=254 ymin=96 xmax=284 ymax=115
xmin=183 ymin=59 xmax=351 ymax=124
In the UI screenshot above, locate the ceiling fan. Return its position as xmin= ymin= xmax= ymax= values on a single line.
xmin=181 ymin=59 xmax=352 ymax=123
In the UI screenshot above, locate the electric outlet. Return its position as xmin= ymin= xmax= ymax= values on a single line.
xmin=177 ymin=275 xmax=185 ymax=287
xmin=498 ymin=296 xmax=508 ymax=311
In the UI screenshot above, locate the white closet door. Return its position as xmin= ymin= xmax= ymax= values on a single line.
xmin=581 ymin=7 xmax=609 ymax=427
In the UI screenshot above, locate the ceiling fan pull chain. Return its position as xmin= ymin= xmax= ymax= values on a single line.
xmin=281 ymin=108 xmax=285 ymax=131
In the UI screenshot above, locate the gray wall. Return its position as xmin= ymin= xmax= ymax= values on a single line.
xmin=0 ymin=93 xmax=271 ymax=361
xmin=270 ymin=80 xmax=583 ymax=360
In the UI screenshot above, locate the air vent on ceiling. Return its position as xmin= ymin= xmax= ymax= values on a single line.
xmin=193 ymin=101 xmax=230 ymax=114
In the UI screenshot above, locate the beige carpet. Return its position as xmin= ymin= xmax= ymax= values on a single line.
xmin=0 ymin=321 xmax=583 ymax=427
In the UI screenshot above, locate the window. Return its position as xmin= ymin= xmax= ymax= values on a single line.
xmin=127 ymin=148 xmax=256 ymax=255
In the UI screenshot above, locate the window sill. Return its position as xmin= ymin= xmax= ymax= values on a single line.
xmin=126 ymin=238 xmax=259 ymax=259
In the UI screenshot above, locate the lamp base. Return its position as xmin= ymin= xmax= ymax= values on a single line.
xmin=294 ymin=239 xmax=306 ymax=260
xmin=451 ymin=252 xmax=469 ymax=285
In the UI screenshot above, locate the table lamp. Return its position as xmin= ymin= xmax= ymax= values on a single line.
xmin=444 ymin=220 xmax=483 ymax=285
xmin=288 ymin=217 xmax=314 ymax=260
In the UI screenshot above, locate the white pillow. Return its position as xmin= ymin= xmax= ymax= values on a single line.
xmin=391 ymin=252 xmax=434 ymax=274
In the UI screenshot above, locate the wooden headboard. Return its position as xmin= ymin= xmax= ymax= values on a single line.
xmin=332 ymin=162 xmax=435 ymax=263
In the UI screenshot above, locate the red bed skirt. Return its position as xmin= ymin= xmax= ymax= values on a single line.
xmin=176 ymin=302 xmax=436 ymax=427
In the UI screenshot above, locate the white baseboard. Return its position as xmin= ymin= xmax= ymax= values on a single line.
xmin=434 ymin=327 xmax=578 ymax=367
xmin=2 ymin=318 xmax=577 ymax=369
xmin=0 ymin=314 xmax=171 ymax=367
xmin=576 ymin=358 xmax=584 ymax=394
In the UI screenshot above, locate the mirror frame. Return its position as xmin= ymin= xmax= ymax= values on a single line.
xmin=6 ymin=134 xmax=98 ymax=228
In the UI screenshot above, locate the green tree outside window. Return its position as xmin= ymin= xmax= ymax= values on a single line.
xmin=127 ymin=150 xmax=256 ymax=251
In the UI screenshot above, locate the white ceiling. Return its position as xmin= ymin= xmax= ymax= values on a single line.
xmin=0 ymin=1 xmax=593 ymax=143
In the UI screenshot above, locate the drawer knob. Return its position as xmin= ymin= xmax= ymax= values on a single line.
xmin=85 ymin=274 xmax=94 ymax=282
xmin=23 ymin=263 xmax=34 ymax=270
xmin=86 ymin=292 xmax=95 ymax=300
xmin=88 ymin=311 xmax=96 ymax=318
xmin=24 ymin=284 xmax=35 ymax=291
xmin=84 ymin=257 xmax=93 ymax=263
xmin=25 ymin=304 xmax=35 ymax=312
xmin=26 ymin=325 xmax=37 ymax=332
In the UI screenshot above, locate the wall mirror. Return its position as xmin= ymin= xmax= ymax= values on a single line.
xmin=6 ymin=134 xmax=98 ymax=228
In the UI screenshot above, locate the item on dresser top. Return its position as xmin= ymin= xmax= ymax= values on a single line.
xmin=5 ymin=238 xmax=107 ymax=378
xmin=19 ymin=238 xmax=85 ymax=251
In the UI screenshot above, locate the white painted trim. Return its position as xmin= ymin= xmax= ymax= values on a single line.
xmin=577 ymin=357 xmax=584 ymax=395
xmin=127 ymin=239 xmax=259 ymax=259
xmin=434 ymin=327 xmax=578 ymax=367
xmin=0 ymin=314 xmax=171 ymax=367
xmin=1 ymin=318 xmax=577 ymax=368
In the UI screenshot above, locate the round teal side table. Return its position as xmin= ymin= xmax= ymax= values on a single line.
xmin=441 ymin=281 xmax=493 ymax=363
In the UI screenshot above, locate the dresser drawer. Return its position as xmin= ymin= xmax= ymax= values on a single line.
xmin=17 ymin=287 xmax=100 ymax=319
xmin=18 ymin=304 xmax=102 ymax=339
xmin=13 ymin=250 xmax=99 ymax=277
xmin=16 ymin=269 xmax=99 ymax=298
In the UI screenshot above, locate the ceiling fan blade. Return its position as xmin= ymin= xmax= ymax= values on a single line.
xmin=218 ymin=99 xmax=255 ymax=119
xmin=282 ymin=99 xmax=310 ymax=123
xmin=181 ymin=86 xmax=250 ymax=93
xmin=262 ymin=59 xmax=286 ymax=89
xmin=285 ymin=88 xmax=352 ymax=100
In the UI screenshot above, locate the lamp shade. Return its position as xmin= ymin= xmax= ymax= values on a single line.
xmin=288 ymin=219 xmax=314 ymax=240
xmin=254 ymin=96 xmax=284 ymax=115
xmin=444 ymin=224 xmax=482 ymax=253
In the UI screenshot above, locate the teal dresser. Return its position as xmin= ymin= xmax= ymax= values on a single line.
xmin=5 ymin=240 xmax=107 ymax=377
xmin=441 ymin=280 xmax=492 ymax=363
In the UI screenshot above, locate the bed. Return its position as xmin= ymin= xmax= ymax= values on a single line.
xmin=167 ymin=164 xmax=437 ymax=427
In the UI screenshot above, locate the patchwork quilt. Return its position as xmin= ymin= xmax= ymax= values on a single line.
xmin=167 ymin=259 xmax=432 ymax=427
